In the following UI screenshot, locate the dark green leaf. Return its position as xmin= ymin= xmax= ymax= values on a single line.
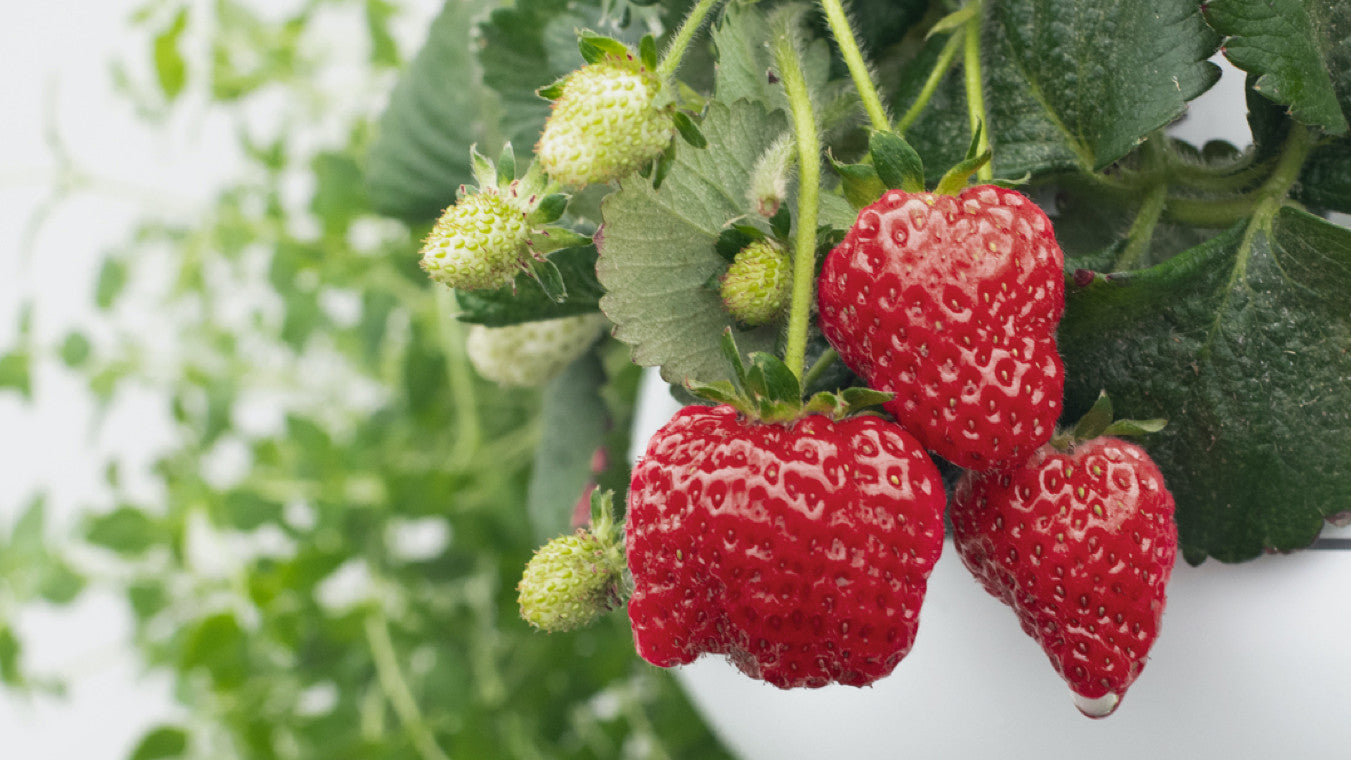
xmin=714 ymin=226 xmax=764 ymax=262
xmin=1070 ymin=390 xmax=1114 ymax=442
xmin=869 ymin=131 xmax=924 ymax=192
xmin=747 ymin=352 xmax=801 ymax=403
xmin=1060 ymin=207 xmax=1351 ymax=563
xmin=1297 ymin=138 xmax=1351 ymax=214
xmin=1204 ymin=0 xmax=1351 ymax=135
xmin=526 ymin=257 xmax=568 ymax=303
xmin=673 ymin=111 xmax=708 ymax=149
xmin=365 ymin=0 xmax=481 ymax=221
xmin=831 ymin=158 xmax=886 ymax=210
xmin=455 ymin=246 xmax=604 ymax=326
xmin=527 ymin=351 xmax=607 ymax=543
xmin=129 ymin=726 xmax=188 ymax=760
xmin=181 ymin=613 xmax=248 ymax=689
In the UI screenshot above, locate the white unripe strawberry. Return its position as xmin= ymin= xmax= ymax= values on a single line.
xmin=720 ymin=239 xmax=791 ymax=326
xmin=421 ymin=189 xmax=531 ymax=290
xmin=465 ymin=313 xmax=609 ymax=388
xmin=537 ymin=54 xmax=675 ymax=187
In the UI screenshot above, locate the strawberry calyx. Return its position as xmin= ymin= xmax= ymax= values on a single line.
xmin=1049 ymin=390 xmax=1168 ymax=451
xmin=517 ymin=489 xmax=628 ymax=633
xmin=686 ymin=329 xmax=892 ymax=424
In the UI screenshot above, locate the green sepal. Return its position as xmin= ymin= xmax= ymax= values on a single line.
xmin=831 ymin=156 xmax=887 ymax=209
xmin=963 ymin=120 xmax=985 ymax=162
xmin=530 ymin=227 xmax=592 ymax=255
xmin=639 ymin=34 xmax=658 ymax=71
xmin=588 ymin=488 xmax=620 ymax=543
xmin=869 ymin=130 xmax=925 ymax=193
xmin=1101 ymin=418 xmax=1168 ymax=437
xmin=839 ymin=386 xmax=893 ymax=412
xmin=718 ymin=328 xmax=749 ymax=388
xmin=714 ymin=225 xmax=767 ymax=262
xmin=651 ymin=142 xmax=677 ymax=190
xmin=745 ymin=352 xmax=802 ymax=405
xmin=1070 ymin=390 xmax=1115 ymax=442
xmin=526 ymin=257 xmax=568 ymax=303
xmin=685 ymin=379 xmax=743 ymax=408
xmin=673 ymin=111 xmax=708 ymax=149
xmin=578 ymin=33 xmax=629 ymax=65
xmin=497 ymin=143 xmax=517 ymax=185
xmin=769 ymin=205 xmax=791 ymax=240
xmin=528 ymin=194 xmax=569 ymax=225
xmin=470 ymin=145 xmax=496 ymax=190
xmin=537 ymin=77 xmax=567 ymax=101
xmin=934 ymin=150 xmax=993 ymax=195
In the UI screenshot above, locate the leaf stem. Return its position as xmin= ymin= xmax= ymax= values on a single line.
xmin=961 ymin=0 xmax=992 ymax=181
xmin=364 ymin=611 xmax=453 ymax=760
xmin=818 ymin=0 xmax=891 ymax=132
xmin=434 ymin=287 xmax=481 ymax=466
xmin=657 ymin=0 xmax=725 ymax=82
xmin=802 ymin=348 xmax=838 ymax=390
xmin=772 ymin=12 xmax=822 ymax=382
xmin=897 ymin=30 xmax=963 ymax=135
xmin=1114 ymin=138 xmax=1168 ymax=271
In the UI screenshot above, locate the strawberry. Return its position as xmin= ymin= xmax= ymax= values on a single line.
xmin=537 ymin=50 xmax=675 ymax=188
xmin=465 ymin=313 xmax=609 ymax=388
xmin=949 ymin=423 xmax=1177 ymax=718
xmin=720 ymin=238 xmax=791 ymax=327
xmin=817 ymin=185 xmax=1066 ymax=471
xmin=625 ymin=339 xmax=946 ymax=688
xmin=519 ymin=491 xmax=626 ymax=632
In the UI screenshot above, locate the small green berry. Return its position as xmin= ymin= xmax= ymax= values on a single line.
xmin=518 ymin=529 xmax=622 ymax=632
xmin=465 ymin=314 xmax=609 ymax=387
xmin=420 ymin=190 xmax=531 ymax=290
xmin=720 ymin=239 xmax=791 ymax=326
xmin=537 ymin=54 xmax=675 ymax=187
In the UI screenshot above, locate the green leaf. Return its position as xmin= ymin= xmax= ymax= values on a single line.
xmin=1297 ymin=137 xmax=1351 ymax=214
xmin=0 ymin=349 xmax=32 ymax=398
xmin=898 ymin=0 xmax=1220 ymax=179
xmin=831 ymin=158 xmax=886 ymax=209
xmin=869 ymin=131 xmax=924 ymax=192
xmin=129 ymin=726 xmax=189 ymax=760
xmin=597 ymin=101 xmax=788 ymax=384
xmin=527 ymin=351 xmax=607 ymax=543
xmin=153 ymin=8 xmax=189 ymax=101
xmin=364 ymin=0 xmax=400 ymax=67
xmin=59 ymin=331 xmax=92 ymax=368
xmin=1070 ymin=390 xmax=1114 ymax=442
xmin=526 ymin=257 xmax=568 ymax=303
xmin=37 ymin=561 xmax=85 ymax=605
xmin=454 ymin=245 xmax=604 ymax=326
xmin=96 ymin=255 xmax=129 ymax=310
xmin=1204 ymin=0 xmax=1351 ymax=135
xmin=365 ymin=0 xmax=481 ymax=221
xmin=181 ymin=613 xmax=248 ymax=689
xmin=0 ymin=626 xmax=21 ymax=686
xmin=85 ymin=507 xmax=163 ymax=556
xmin=711 ymin=2 xmax=832 ymax=112
xmin=1060 ymin=207 xmax=1351 ymax=563
xmin=673 ymin=111 xmax=707 ymax=149
xmin=746 ymin=353 xmax=801 ymax=404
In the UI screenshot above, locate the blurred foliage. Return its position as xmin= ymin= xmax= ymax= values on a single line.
xmin=1 ymin=0 xmax=729 ymax=758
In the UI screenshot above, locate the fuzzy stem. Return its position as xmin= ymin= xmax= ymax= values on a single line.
xmin=818 ymin=0 xmax=891 ymax=132
xmin=1114 ymin=139 xmax=1168 ymax=271
xmin=802 ymin=348 xmax=839 ymax=390
xmin=898 ymin=30 xmax=964 ymax=134
xmin=773 ymin=16 xmax=823 ymax=382
xmin=657 ymin=0 xmax=725 ymax=81
xmin=962 ymin=1 xmax=992 ymax=181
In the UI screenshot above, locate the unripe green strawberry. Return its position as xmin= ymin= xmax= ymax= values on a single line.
xmin=420 ymin=189 xmax=531 ymax=290
xmin=465 ymin=313 xmax=609 ymax=387
xmin=518 ymin=529 xmax=623 ymax=632
xmin=537 ymin=53 xmax=675 ymax=187
xmin=720 ymin=239 xmax=791 ymax=326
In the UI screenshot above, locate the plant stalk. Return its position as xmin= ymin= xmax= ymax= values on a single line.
xmin=657 ymin=0 xmax=725 ymax=81
xmin=961 ymin=0 xmax=992 ymax=181
xmin=365 ymin=611 xmax=453 ymax=760
xmin=898 ymin=30 xmax=964 ymax=134
xmin=818 ymin=0 xmax=891 ymax=131
xmin=772 ymin=14 xmax=823 ymax=382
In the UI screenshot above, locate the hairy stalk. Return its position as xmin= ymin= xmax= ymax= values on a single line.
xmin=772 ymin=11 xmax=822 ymax=381
xmin=802 ymin=348 xmax=839 ymax=390
xmin=1114 ymin=138 xmax=1168 ymax=271
xmin=657 ymin=0 xmax=725 ymax=81
xmin=898 ymin=30 xmax=964 ymax=134
xmin=818 ymin=0 xmax=891 ymax=131
xmin=961 ymin=0 xmax=992 ymax=181
xmin=364 ymin=611 xmax=453 ymax=760
xmin=434 ymin=287 xmax=481 ymax=466
xmin=1161 ymin=194 xmax=1261 ymax=228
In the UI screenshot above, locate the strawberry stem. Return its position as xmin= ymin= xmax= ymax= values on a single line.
xmin=961 ymin=1 xmax=993 ymax=182
xmin=897 ymin=29 xmax=963 ymax=134
xmin=818 ymin=0 xmax=891 ymax=132
xmin=772 ymin=9 xmax=822 ymax=382
xmin=656 ymin=0 xmax=725 ymax=82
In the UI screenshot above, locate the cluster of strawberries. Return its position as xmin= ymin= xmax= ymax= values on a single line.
xmin=626 ymin=185 xmax=1178 ymax=718
xmin=417 ymin=33 xmax=1180 ymax=718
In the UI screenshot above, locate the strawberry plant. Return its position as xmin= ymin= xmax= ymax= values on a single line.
xmin=361 ymin=0 xmax=1351 ymax=722
xmin=5 ymin=0 xmax=1349 ymax=755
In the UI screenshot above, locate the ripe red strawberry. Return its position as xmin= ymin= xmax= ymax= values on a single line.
xmin=817 ymin=185 xmax=1065 ymax=471
xmin=950 ymin=435 xmax=1177 ymax=717
xmin=626 ymin=403 xmax=946 ymax=688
